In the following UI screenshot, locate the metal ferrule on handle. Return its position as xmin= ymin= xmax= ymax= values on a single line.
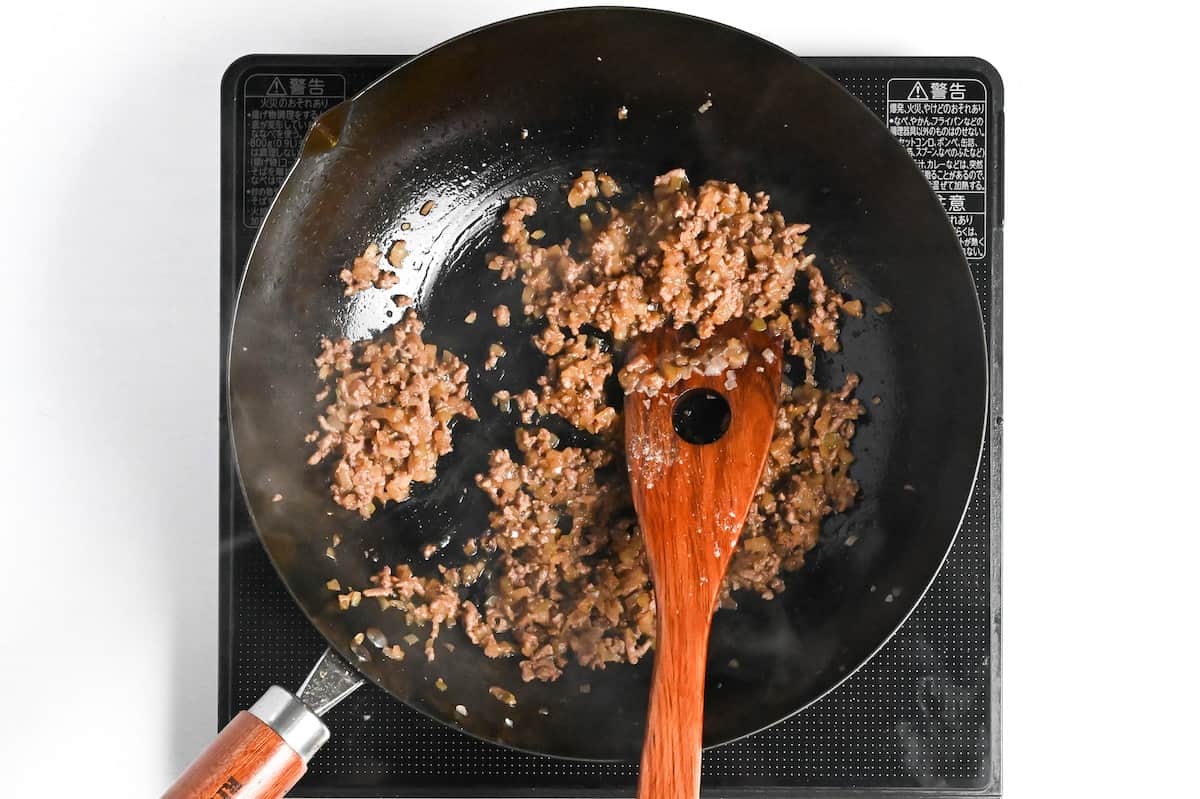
xmin=161 ymin=687 xmax=330 ymax=799
xmin=248 ymin=686 xmax=330 ymax=763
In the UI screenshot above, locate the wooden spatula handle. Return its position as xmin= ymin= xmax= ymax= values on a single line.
xmin=639 ymin=602 xmax=711 ymax=799
xmin=162 ymin=687 xmax=329 ymax=799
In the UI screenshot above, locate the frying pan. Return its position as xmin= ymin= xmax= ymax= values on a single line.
xmin=220 ymin=3 xmax=984 ymax=773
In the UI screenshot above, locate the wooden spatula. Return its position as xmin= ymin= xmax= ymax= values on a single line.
xmin=625 ymin=318 xmax=784 ymax=799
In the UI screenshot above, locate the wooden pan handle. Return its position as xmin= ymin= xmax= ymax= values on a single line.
xmin=638 ymin=602 xmax=711 ymax=799
xmin=162 ymin=687 xmax=328 ymax=799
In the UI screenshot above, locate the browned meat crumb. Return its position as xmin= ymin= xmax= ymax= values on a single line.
xmin=387 ymin=240 xmax=409 ymax=268
xmin=340 ymin=242 xmax=405 ymax=295
xmin=567 ymin=170 xmax=598 ymax=208
xmin=339 ymin=243 xmax=384 ymax=296
xmin=840 ymin=298 xmax=864 ymax=317
xmin=485 ymin=196 xmax=536 ymax=281
xmin=489 ymin=686 xmax=518 ymax=706
xmin=308 ymin=309 xmax=478 ymax=517
xmin=484 ymin=342 xmax=506 ymax=370
xmin=493 ymin=304 xmax=511 ymax=327
xmin=798 ymin=261 xmax=848 ymax=353
xmin=597 ymin=173 xmax=621 ymax=198
xmin=419 ymin=200 xmax=436 ymax=216
xmin=393 ymin=294 xmax=413 ymax=308
xmin=464 ymin=310 xmax=477 ymax=324
xmin=513 ymin=389 xmax=537 ymax=423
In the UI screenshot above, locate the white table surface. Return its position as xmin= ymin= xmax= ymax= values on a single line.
xmin=2 ymin=0 xmax=1197 ymax=796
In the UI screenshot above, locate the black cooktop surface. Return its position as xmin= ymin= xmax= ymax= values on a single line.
xmin=219 ymin=54 xmax=1002 ymax=797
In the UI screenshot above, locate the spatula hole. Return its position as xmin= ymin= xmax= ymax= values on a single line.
xmin=672 ymin=388 xmax=731 ymax=445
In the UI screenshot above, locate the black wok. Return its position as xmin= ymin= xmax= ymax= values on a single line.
xmin=227 ymin=7 xmax=986 ymax=762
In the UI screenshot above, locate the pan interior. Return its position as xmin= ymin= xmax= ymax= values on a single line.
xmin=228 ymin=9 xmax=987 ymax=761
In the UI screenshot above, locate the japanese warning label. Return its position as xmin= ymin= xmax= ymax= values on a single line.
xmin=886 ymin=78 xmax=988 ymax=259
xmin=242 ymin=74 xmax=346 ymax=227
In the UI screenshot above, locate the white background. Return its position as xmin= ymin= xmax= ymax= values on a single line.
xmin=2 ymin=1 xmax=1197 ymax=796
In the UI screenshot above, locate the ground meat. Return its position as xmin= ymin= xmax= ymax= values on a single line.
xmin=567 ymin=170 xmax=598 ymax=208
xmin=490 ymin=169 xmax=827 ymax=347
xmin=618 ymin=335 xmax=750 ymax=397
xmin=511 ymin=389 xmax=538 ymax=424
xmin=485 ymin=197 xmax=537 ymax=281
xmin=527 ymin=332 xmax=618 ymax=433
xmin=387 ymin=240 xmax=409 ymax=268
xmin=493 ymin=304 xmax=511 ymax=327
xmin=328 ymin=169 xmax=863 ymax=682
xmin=597 ymin=173 xmax=621 ymax=198
xmin=366 ymin=428 xmax=654 ymax=679
xmin=338 ymin=242 xmax=403 ymax=296
xmin=484 ymin=342 xmax=506 ymax=370
xmin=723 ymin=375 xmax=863 ymax=602
xmin=308 ymin=309 xmax=478 ymax=517
xmin=365 ymin=372 xmax=858 ymax=679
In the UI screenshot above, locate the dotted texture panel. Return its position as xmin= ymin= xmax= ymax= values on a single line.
xmin=220 ymin=59 xmax=1000 ymax=797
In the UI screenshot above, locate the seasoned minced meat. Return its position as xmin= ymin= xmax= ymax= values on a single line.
xmin=490 ymin=168 xmax=812 ymax=342
xmin=518 ymin=331 xmax=618 ymax=434
xmin=484 ymin=342 xmax=507 ymax=370
xmin=724 ymin=375 xmax=863 ymax=602
xmin=618 ymin=336 xmax=750 ymax=398
xmin=365 ymin=427 xmax=653 ymax=681
xmin=364 ymin=376 xmax=858 ymax=681
xmin=326 ymin=169 xmax=863 ymax=683
xmin=338 ymin=242 xmax=404 ymax=296
xmin=309 ymin=309 xmax=477 ymax=517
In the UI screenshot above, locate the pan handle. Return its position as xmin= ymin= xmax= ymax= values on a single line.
xmin=161 ymin=686 xmax=329 ymax=799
